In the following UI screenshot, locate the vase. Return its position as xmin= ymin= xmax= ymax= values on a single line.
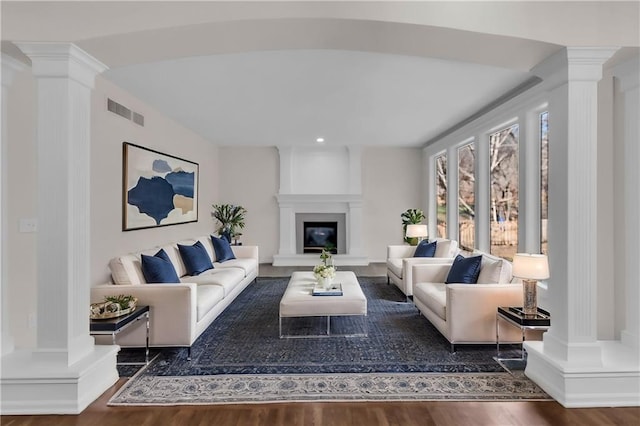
xmin=318 ymin=276 xmax=333 ymax=290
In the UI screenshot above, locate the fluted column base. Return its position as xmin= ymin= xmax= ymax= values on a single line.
xmin=525 ymin=340 xmax=640 ymax=407
xmin=0 ymin=345 xmax=119 ymax=414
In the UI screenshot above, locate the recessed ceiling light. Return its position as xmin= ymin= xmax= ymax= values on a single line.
xmin=316 ymin=137 xmax=325 ymax=143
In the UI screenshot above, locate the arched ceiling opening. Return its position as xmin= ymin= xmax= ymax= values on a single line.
xmin=2 ymin=2 xmax=637 ymax=147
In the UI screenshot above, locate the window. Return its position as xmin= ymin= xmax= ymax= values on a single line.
xmin=540 ymin=111 xmax=549 ymax=255
xmin=435 ymin=153 xmax=447 ymax=238
xmin=458 ymin=143 xmax=475 ymax=251
xmin=490 ymin=124 xmax=519 ymax=261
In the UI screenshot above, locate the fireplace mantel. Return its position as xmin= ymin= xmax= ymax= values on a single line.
xmin=273 ymin=193 xmax=368 ymax=266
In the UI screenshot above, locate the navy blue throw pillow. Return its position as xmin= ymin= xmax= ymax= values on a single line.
xmin=414 ymin=240 xmax=437 ymax=257
xmin=445 ymin=254 xmax=483 ymax=284
xmin=221 ymin=230 xmax=232 ymax=244
xmin=178 ymin=241 xmax=214 ymax=276
xmin=211 ymin=235 xmax=236 ymax=262
xmin=141 ymin=249 xmax=180 ymax=283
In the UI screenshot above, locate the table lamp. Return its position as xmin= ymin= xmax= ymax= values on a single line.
xmin=406 ymin=224 xmax=428 ymax=243
xmin=512 ymin=253 xmax=549 ymax=315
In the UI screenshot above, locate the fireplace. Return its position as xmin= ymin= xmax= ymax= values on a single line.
xmin=303 ymin=222 xmax=338 ymax=253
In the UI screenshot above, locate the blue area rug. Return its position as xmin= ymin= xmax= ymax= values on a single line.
xmin=132 ymin=276 xmax=522 ymax=376
xmin=111 ymin=277 xmax=549 ymax=405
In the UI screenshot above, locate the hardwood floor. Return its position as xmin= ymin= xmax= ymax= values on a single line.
xmin=3 ymin=266 xmax=638 ymax=425
xmin=2 ymin=379 xmax=639 ymax=426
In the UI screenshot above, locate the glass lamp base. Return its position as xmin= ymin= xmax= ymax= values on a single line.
xmin=522 ymin=279 xmax=538 ymax=315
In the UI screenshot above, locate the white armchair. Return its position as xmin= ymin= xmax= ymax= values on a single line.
xmin=386 ymin=238 xmax=459 ymax=298
xmin=411 ymin=252 xmax=523 ymax=351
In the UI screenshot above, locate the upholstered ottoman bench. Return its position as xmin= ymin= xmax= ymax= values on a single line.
xmin=279 ymin=271 xmax=367 ymax=338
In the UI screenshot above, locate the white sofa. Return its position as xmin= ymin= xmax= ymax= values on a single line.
xmin=411 ymin=252 xmax=522 ymax=351
xmin=91 ymin=235 xmax=258 ymax=357
xmin=386 ymin=238 xmax=459 ymax=298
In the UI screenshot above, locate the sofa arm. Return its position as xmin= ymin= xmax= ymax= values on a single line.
xmin=387 ymin=245 xmax=416 ymax=259
xmin=91 ymin=283 xmax=198 ymax=347
xmin=403 ymin=257 xmax=455 ymax=295
xmin=231 ymin=245 xmax=258 ymax=260
xmin=446 ymin=283 xmax=523 ymax=343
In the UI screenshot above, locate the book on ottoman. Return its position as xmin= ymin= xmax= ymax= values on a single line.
xmin=312 ymin=283 xmax=343 ymax=296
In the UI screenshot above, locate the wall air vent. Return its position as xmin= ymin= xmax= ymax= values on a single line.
xmin=107 ymin=98 xmax=144 ymax=127
xmin=132 ymin=112 xmax=144 ymax=126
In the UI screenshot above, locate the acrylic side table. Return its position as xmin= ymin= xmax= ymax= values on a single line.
xmin=496 ymin=306 xmax=550 ymax=360
xmin=90 ymin=305 xmax=150 ymax=365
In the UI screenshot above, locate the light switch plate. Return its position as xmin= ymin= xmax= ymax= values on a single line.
xmin=19 ymin=218 xmax=37 ymax=233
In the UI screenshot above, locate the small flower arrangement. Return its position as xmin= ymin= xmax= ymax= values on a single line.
xmin=313 ymin=249 xmax=336 ymax=281
xmin=313 ymin=263 xmax=336 ymax=280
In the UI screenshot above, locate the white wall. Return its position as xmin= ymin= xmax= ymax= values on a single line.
xmin=362 ymin=147 xmax=423 ymax=262
xmin=218 ymin=146 xmax=423 ymax=263
xmin=90 ymin=77 xmax=219 ymax=286
xmin=217 ymin=146 xmax=279 ymax=263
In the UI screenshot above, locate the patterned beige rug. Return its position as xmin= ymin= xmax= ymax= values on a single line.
xmin=109 ymin=371 xmax=551 ymax=406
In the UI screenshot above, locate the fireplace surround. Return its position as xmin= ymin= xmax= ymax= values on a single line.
xmin=273 ymin=146 xmax=368 ymax=266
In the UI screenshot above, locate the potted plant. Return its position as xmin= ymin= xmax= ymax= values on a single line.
xmin=401 ymin=208 xmax=426 ymax=245
xmin=211 ymin=203 xmax=247 ymax=244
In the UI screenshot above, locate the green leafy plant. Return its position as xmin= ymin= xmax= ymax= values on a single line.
xmin=104 ymin=294 xmax=136 ymax=310
xmin=401 ymin=208 xmax=426 ymax=245
xmin=211 ymin=204 xmax=247 ymax=239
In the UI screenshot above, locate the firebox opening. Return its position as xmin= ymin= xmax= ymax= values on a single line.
xmin=303 ymin=222 xmax=338 ymax=254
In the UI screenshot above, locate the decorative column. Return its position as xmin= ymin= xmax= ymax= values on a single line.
xmin=524 ymin=48 xmax=640 ymax=408
xmin=20 ymin=42 xmax=107 ymax=365
xmin=1 ymin=43 xmax=119 ymax=414
xmin=1 ymin=54 xmax=26 ymax=356
xmin=615 ymin=58 xmax=640 ymax=351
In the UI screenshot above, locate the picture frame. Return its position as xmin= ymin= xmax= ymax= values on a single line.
xmin=122 ymin=142 xmax=199 ymax=231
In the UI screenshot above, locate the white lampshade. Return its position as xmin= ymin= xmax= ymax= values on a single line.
xmin=406 ymin=224 xmax=428 ymax=238
xmin=512 ymin=253 xmax=549 ymax=280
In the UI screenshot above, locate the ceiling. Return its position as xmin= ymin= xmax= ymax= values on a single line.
xmin=2 ymin=1 xmax=638 ymax=148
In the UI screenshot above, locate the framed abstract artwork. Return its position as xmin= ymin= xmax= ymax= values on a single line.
xmin=122 ymin=142 xmax=199 ymax=231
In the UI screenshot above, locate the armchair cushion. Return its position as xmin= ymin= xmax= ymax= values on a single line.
xmin=414 ymin=282 xmax=446 ymax=320
xmin=414 ymin=240 xmax=437 ymax=257
xmin=141 ymin=249 xmax=180 ymax=283
xmin=445 ymin=254 xmax=482 ymax=284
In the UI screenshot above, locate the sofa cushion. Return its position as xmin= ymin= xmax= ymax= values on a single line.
xmin=476 ymin=256 xmax=503 ymax=284
xmin=178 ymin=241 xmax=214 ymax=276
xmin=159 ymin=244 xmax=188 ymax=278
xmin=445 ymin=254 xmax=482 ymax=284
xmin=414 ymin=240 xmax=437 ymax=257
xmin=195 ymin=285 xmax=225 ymax=321
xmin=109 ymin=254 xmax=146 ymax=285
xmin=386 ymin=258 xmax=403 ymax=278
xmin=141 ymin=249 xmax=181 ymax=283
xmin=214 ymin=258 xmax=257 ymax=277
xmin=414 ymin=282 xmax=447 ymax=321
xmin=181 ymin=267 xmax=245 ymax=297
xmin=434 ymin=238 xmax=457 ymax=258
xmin=211 ymin=235 xmax=236 ymax=262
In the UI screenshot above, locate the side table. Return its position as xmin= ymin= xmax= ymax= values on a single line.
xmin=90 ymin=305 xmax=150 ymax=365
xmin=496 ymin=306 xmax=550 ymax=360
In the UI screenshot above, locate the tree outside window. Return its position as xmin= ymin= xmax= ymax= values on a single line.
xmin=435 ymin=154 xmax=447 ymax=238
xmin=540 ymin=111 xmax=549 ymax=255
xmin=458 ymin=143 xmax=475 ymax=251
xmin=490 ymin=124 xmax=519 ymax=260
